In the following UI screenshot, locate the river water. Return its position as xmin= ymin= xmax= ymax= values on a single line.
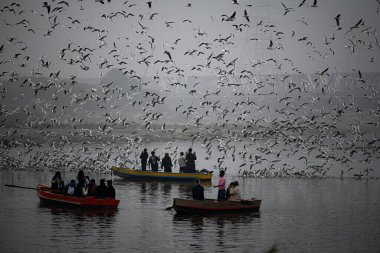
xmin=1 ymin=170 xmax=379 ymax=253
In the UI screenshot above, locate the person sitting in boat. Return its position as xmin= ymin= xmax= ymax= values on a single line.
xmin=192 ymin=179 xmax=204 ymax=200
xmin=87 ymin=179 xmax=97 ymax=196
xmin=161 ymin=153 xmax=173 ymax=173
xmin=51 ymin=171 xmax=64 ymax=191
xmin=65 ymin=179 xmax=76 ymax=195
xmin=74 ymin=180 xmax=88 ymax=197
xmin=95 ymin=179 xmax=108 ymax=199
xmin=227 ymin=181 xmax=241 ymax=202
xmin=213 ymin=170 xmax=226 ymax=201
xmin=226 ymin=182 xmax=234 ymax=200
xmin=107 ymin=180 xmax=116 ymax=199
xmin=178 ymin=152 xmax=186 ymax=173
xmin=185 ymin=148 xmax=197 ymax=173
xmin=148 ymin=151 xmax=160 ymax=172
xmin=140 ymin=148 xmax=149 ymax=171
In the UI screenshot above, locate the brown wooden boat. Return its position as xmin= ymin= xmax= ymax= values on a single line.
xmin=172 ymin=198 xmax=261 ymax=214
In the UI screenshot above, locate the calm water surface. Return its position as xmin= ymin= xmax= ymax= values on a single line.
xmin=0 ymin=170 xmax=379 ymax=253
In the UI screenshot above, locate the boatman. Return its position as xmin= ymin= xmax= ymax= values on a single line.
xmin=140 ymin=148 xmax=149 ymax=171
xmin=213 ymin=170 xmax=226 ymax=201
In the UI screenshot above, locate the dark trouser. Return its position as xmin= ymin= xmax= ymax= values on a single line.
xmin=179 ymin=166 xmax=186 ymax=173
xmin=187 ymin=164 xmax=195 ymax=173
xmin=151 ymin=164 xmax=158 ymax=171
xmin=163 ymin=166 xmax=172 ymax=173
xmin=141 ymin=162 xmax=147 ymax=171
xmin=217 ymin=189 xmax=226 ymax=201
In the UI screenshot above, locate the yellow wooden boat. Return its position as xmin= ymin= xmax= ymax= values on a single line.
xmin=112 ymin=166 xmax=213 ymax=181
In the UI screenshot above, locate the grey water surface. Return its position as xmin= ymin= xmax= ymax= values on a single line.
xmin=1 ymin=170 xmax=379 ymax=253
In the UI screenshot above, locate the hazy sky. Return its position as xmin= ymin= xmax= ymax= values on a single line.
xmin=0 ymin=0 xmax=379 ymax=80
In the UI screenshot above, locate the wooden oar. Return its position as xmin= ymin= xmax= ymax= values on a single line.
xmin=4 ymin=184 xmax=38 ymax=190
xmin=4 ymin=184 xmax=52 ymax=191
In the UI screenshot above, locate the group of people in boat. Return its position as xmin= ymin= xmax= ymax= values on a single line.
xmin=140 ymin=147 xmax=197 ymax=173
xmin=51 ymin=171 xmax=116 ymax=199
xmin=192 ymin=170 xmax=241 ymax=201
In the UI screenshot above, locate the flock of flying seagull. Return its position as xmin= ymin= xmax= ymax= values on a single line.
xmin=0 ymin=0 xmax=380 ymax=179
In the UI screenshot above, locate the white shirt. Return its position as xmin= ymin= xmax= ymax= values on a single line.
xmin=178 ymin=156 xmax=186 ymax=167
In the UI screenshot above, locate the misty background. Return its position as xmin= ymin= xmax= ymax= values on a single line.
xmin=0 ymin=0 xmax=380 ymax=178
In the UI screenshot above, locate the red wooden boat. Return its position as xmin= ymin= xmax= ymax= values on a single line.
xmin=172 ymin=198 xmax=262 ymax=214
xmin=37 ymin=184 xmax=120 ymax=209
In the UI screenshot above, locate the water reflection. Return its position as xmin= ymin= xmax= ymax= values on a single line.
xmin=38 ymin=204 xmax=119 ymax=252
xmin=39 ymin=204 xmax=119 ymax=218
xmin=172 ymin=212 xmax=260 ymax=252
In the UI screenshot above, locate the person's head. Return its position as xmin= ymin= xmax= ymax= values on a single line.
xmin=90 ymin=179 xmax=95 ymax=184
xmin=69 ymin=179 xmax=76 ymax=185
xmin=107 ymin=180 xmax=113 ymax=186
xmin=144 ymin=148 xmax=147 ymax=152
xmin=189 ymin=148 xmax=192 ymax=152
xmin=100 ymin=178 xmax=106 ymax=185
xmin=55 ymin=171 xmax=61 ymax=177
xmin=233 ymin=181 xmax=239 ymax=186
xmin=77 ymin=170 xmax=84 ymax=177
xmin=180 ymin=152 xmax=184 ymax=156
xmin=151 ymin=151 xmax=155 ymax=155
xmin=165 ymin=153 xmax=169 ymax=157
xmin=219 ymin=170 xmax=225 ymax=177
xmin=195 ymin=179 xmax=200 ymax=185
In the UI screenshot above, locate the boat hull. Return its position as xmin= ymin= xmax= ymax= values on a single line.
xmin=112 ymin=166 xmax=213 ymax=181
xmin=37 ymin=185 xmax=120 ymax=209
xmin=173 ymin=198 xmax=261 ymax=214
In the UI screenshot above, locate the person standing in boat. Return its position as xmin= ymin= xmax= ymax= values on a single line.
xmin=192 ymin=179 xmax=205 ymax=200
xmin=140 ymin=148 xmax=149 ymax=171
xmin=185 ymin=148 xmax=197 ymax=173
xmin=161 ymin=153 xmax=173 ymax=173
xmin=214 ymin=170 xmax=226 ymax=201
xmin=148 ymin=151 xmax=160 ymax=172
xmin=178 ymin=152 xmax=187 ymax=173
xmin=107 ymin=180 xmax=116 ymax=198
xmin=51 ymin=171 xmax=64 ymax=191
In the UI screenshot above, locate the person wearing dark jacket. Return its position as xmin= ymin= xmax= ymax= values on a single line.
xmin=51 ymin=171 xmax=64 ymax=190
xmin=161 ymin=153 xmax=173 ymax=172
xmin=140 ymin=148 xmax=149 ymax=171
xmin=95 ymin=179 xmax=108 ymax=199
xmin=192 ymin=179 xmax=204 ymax=200
xmin=148 ymin=151 xmax=160 ymax=172
xmin=185 ymin=148 xmax=197 ymax=173
xmin=107 ymin=180 xmax=116 ymax=198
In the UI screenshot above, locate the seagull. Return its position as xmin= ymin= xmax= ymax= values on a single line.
xmin=281 ymin=2 xmax=294 ymax=15
xmin=42 ymin=2 xmax=51 ymax=13
xmin=243 ymin=9 xmax=250 ymax=22
xmin=334 ymin=14 xmax=341 ymax=29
